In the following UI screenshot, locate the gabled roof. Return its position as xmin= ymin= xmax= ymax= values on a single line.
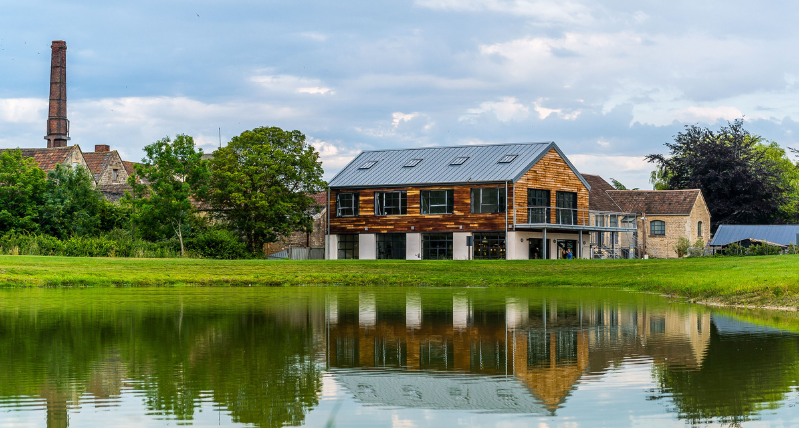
xmin=710 ymin=224 xmax=799 ymax=247
xmin=122 ymin=160 xmax=138 ymax=177
xmin=582 ymin=174 xmax=623 ymax=212
xmin=83 ymin=151 xmax=115 ymax=181
xmin=0 ymin=147 xmax=75 ymax=172
xmin=607 ymin=189 xmax=700 ymax=215
xmin=329 ymin=142 xmax=590 ymax=189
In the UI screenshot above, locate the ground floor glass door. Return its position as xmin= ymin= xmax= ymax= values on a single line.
xmin=556 ymin=239 xmax=577 ymax=259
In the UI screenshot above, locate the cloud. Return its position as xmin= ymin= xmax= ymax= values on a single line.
xmin=673 ymin=106 xmax=744 ymax=124
xmin=0 ymin=98 xmax=47 ymax=124
xmin=250 ymin=74 xmax=334 ymax=95
xmin=307 ymin=138 xmax=361 ymax=178
xmin=414 ymin=0 xmax=593 ymax=24
xmin=533 ymin=99 xmax=580 ymax=120
xmin=460 ymin=97 xmax=529 ymax=122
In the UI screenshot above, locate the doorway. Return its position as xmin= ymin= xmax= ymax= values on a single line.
xmin=528 ymin=238 xmax=549 ymax=259
xmin=556 ymin=239 xmax=577 ymax=259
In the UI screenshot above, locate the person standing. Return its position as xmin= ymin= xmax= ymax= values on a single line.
xmin=566 ymin=248 xmax=573 ymax=259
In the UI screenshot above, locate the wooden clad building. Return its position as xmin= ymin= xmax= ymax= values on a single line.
xmin=327 ymin=142 xmax=636 ymax=260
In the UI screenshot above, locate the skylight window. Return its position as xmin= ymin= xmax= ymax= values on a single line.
xmin=359 ymin=161 xmax=378 ymax=169
xmin=450 ymin=157 xmax=469 ymax=165
xmin=498 ymin=154 xmax=518 ymax=163
xmin=404 ymin=159 xmax=423 ymax=167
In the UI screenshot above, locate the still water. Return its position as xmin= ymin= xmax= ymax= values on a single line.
xmin=0 ymin=287 xmax=799 ymax=427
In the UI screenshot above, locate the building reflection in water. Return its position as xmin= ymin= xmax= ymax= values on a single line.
xmin=325 ymin=292 xmax=711 ymax=413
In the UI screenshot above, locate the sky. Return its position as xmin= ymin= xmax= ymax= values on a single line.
xmin=2 ymin=0 xmax=799 ymax=189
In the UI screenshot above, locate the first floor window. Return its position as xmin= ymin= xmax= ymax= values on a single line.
xmin=555 ymin=191 xmax=578 ymax=225
xmin=421 ymin=189 xmax=454 ymax=214
xmin=473 ymin=232 xmax=506 ymax=260
xmin=527 ymin=189 xmax=550 ymax=223
xmin=336 ymin=193 xmax=359 ymax=217
xmin=422 ymin=233 xmax=453 ymax=260
xmin=470 ymin=188 xmax=506 ymax=213
xmin=650 ymin=220 xmax=665 ymax=236
xmin=376 ymin=233 xmax=406 ymax=259
xmin=338 ymin=234 xmax=359 ymax=259
xmin=374 ymin=191 xmax=407 ymax=215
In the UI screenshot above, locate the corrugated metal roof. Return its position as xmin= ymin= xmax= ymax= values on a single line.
xmin=710 ymin=224 xmax=799 ymax=246
xmin=329 ymin=142 xmax=590 ymax=189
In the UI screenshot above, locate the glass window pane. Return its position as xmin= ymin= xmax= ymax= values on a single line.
xmin=473 ymin=232 xmax=506 ymax=260
xmin=376 ymin=233 xmax=406 ymax=259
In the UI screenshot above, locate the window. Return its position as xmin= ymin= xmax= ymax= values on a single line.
xmin=470 ymin=188 xmax=506 ymax=214
xmin=336 ymin=193 xmax=359 ymax=217
xmin=359 ymin=161 xmax=378 ymax=169
xmin=473 ymin=232 xmax=506 ymax=260
xmin=527 ymin=189 xmax=550 ymax=223
xmin=420 ymin=189 xmax=454 ymax=214
xmin=498 ymin=154 xmax=518 ymax=163
xmin=595 ymin=215 xmax=606 ymax=227
xmin=374 ymin=191 xmax=407 ymax=216
xmin=609 ymin=215 xmax=618 ymax=228
xmin=555 ymin=191 xmax=578 ymax=225
xmin=112 ymin=168 xmax=119 ymax=182
xmin=650 ymin=220 xmax=665 ymax=236
xmin=404 ymin=159 xmax=422 ymax=167
xmin=377 ymin=233 xmax=406 ymax=259
xmin=422 ymin=233 xmax=453 ymax=260
xmin=338 ymin=235 xmax=359 ymax=259
xmin=697 ymin=221 xmax=703 ymax=237
xmin=450 ymin=157 xmax=469 ymax=165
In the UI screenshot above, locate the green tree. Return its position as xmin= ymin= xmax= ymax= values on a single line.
xmin=39 ymin=165 xmax=106 ymax=239
xmin=0 ymin=149 xmax=46 ymax=234
xmin=646 ymin=120 xmax=793 ymax=228
xmin=126 ymin=135 xmax=209 ymax=256
xmin=208 ymin=127 xmax=326 ymax=253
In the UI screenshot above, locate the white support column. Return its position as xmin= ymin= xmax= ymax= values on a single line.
xmin=327 ymin=234 xmax=339 ymax=260
xmin=359 ymin=233 xmax=376 ymax=260
xmin=359 ymin=292 xmax=376 ymax=328
xmin=507 ymin=231 xmax=526 ymax=260
xmin=406 ymin=233 xmax=422 ymax=260
xmin=578 ymin=230 xmax=583 ymax=259
xmin=453 ymin=294 xmax=469 ymax=330
xmin=406 ymin=292 xmax=421 ymax=330
xmin=453 ymin=232 xmax=471 ymax=260
xmin=542 ymin=228 xmax=547 ymax=259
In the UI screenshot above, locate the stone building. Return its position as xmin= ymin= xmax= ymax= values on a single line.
xmin=83 ymin=145 xmax=129 ymax=186
xmin=583 ymin=175 xmax=711 ymax=259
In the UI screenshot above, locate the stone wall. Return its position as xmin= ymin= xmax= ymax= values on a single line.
xmin=95 ymin=152 xmax=129 ymax=186
xmin=264 ymin=208 xmax=327 ymax=256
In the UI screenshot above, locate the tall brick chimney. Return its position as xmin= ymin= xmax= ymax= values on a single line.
xmin=44 ymin=41 xmax=70 ymax=148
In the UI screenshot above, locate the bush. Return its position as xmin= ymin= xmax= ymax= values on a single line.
xmin=186 ymin=229 xmax=249 ymax=259
xmin=675 ymin=237 xmax=690 ymax=258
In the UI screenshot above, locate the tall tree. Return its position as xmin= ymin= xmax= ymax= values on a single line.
xmin=0 ymin=149 xmax=46 ymax=234
xmin=646 ymin=120 xmax=793 ymax=228
xmin=208 ymin=126 xmax=326 ymax=253
xmin=39 ymin=165 xmax=105 ymax=239
xmin=127 ymin=135 xmax=208 ymax=256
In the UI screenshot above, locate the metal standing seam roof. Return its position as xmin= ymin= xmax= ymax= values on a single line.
xmin=328 ymin=142 xmax=591 ymax=189
xmin=709 ymin=224 xmax=799 ymax=247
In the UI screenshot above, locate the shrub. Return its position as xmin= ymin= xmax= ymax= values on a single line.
xmin=675 ymin=237 xmax=690 ymax=258
xmin=186 ymin=229 xmax=249 ymax=259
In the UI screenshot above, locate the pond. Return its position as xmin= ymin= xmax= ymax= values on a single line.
xmin=0 ymin=287 xmax=798 ymax=427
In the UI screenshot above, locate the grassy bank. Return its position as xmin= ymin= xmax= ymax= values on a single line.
xmin=0 ymin=255 xmax=797 ymax=307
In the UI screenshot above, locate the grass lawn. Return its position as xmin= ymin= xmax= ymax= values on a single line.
xmin=0 ymin=255 xmax=797 ymax=307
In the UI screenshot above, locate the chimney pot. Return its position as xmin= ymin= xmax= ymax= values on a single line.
xmin=95 ymin=144 xmax=110 ymax=153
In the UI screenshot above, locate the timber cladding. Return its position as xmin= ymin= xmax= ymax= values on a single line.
xmin=329 ymin=149 xmax=590 ymax=234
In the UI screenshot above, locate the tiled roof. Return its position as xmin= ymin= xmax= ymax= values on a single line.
xmin=83 ymin=152 xmax=114 ymax=181
xmin=310 ymin=192 xmax=327 ymax=206
xmin=582 ymin=174 xmax=623 ymax=212
xmin=122 ymin=160 xmax=139 ymax=176
xmin=0 ymin=147 xmax=73 ymax=172
xmin=607 ymin=189 xmax=700 ymax=215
